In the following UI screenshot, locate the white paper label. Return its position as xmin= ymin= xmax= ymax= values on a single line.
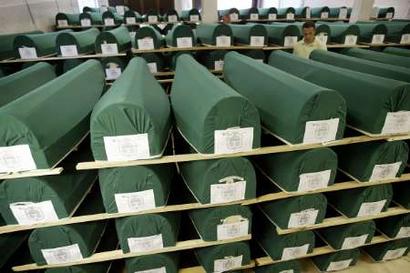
xmin=371 ymin=34 xmax=385 ymax=44
xmin=281 ymin=244 xmax=310 ymax=260
xmin=250 ymin=36 xmax=264 ymax=46
xmin=115 ymin=189 xmax=156 ymax=213
xmin=284 ymin=36 xmax=298 ymax=47
xmin=386 ymin=12 xmax=393 ymax=19
xmin=104 ymin=18 xmax=115 ymax=26
xmin=339 ymin=8 xmax=348 ymax=19
xmin=303 ymin=118 xmax=339 ymax=144
xmin=147 ymin=62 xmax=158 ymax=73
xmin=176 ymin=37 xmax=193 ymax=48
xmin=341 ymin=234 xmax=368 ymax=249
xmin=316 ymin=34 xmax=328 ymax=44
xmin=383 ymin=247 xmax=407 ymax=260
xmin=216 ymin=35 xmax=231 ymax=47
xmin=135 ymin=267 xmax=166 ymax=273
xmin=18 ymin=47 xmax=38 ymax=59
xmin=137 ymin=37 xmax=155 ymax=50
xmin=396 ymin=227 xmax=410 ymax=238
xmin=327 ymin=259 xmax=353 ymax=271
xmin=214 ymin=255 xmax=242 ymax=272
xmin=217 ymin=219 xmax=249 ymax=240
xmin=126 ymin=17 xmax=136 ymax=24
xmin=321 ymin=12 xmax=329 ymax=19
xmin=344 ymin=35 xmax=357 ymax=45
xmin=369 ymin=162 xmax=401 ymax=181
xmin=0 ymin=144 xmax=37 ymax=173
xmin=60 ymin=45 xmax=78 ymax=57
xmin=250 ymin=13 xmax=259 ymax=20
xmin=210 ymin=181 xmax=246 ymax=204
xmin=230 ymin=13 xmax=239 ymax=21
xmin=190 ymin=15 xmax=199 ymax=22
xmin=105 ymin=67 xmax=122 ymax=80
xmin=103 ymin=134 xmax=150 ymax=161
xmin=400 ymin=34 xmax=410 ymax=44
xmin=80 ymin=18 xmax=91 ymax=26
xmin=214 ymin=127 xmax=254 ymax=154
xmin=148 ymin=16 xmax=158 ymax=23
xmin=286 ymin=13 xmax=294 ymax=20
xmin=298 ymin=169 xmax=331 ymax=192
xmin=268 ymin=13 xmax=277 ymax=20
xmin=168 ymin=15 xmax=178 ymax=22
xmin=9 ymin=200 xmax=58 ymax=225
xmin=41 ymin=244 xmax=83 ymax=265
xmin=127 ymin=234 xmax=163 ymax=253
xmin=306 ymin=8 xmax=311 ymax=19
xmin=116 ymin=6 xmax=125 ymax=15
xmin=288 ymin=209 xmax=319 ymax=228
xmin=214 ymin=60 xmax=224 ymax=71
xmin=382 ymin=111 xmax=410 ymax=134
xmin=57 ymin=19 xmax=68 ymax=27
xmin=101 ymin=43 xmax=119 ymax=55
xmin=279 ymin=271 xmax=294 ymax=273
xmin=357 ymin=199 xmax=387 ymax=217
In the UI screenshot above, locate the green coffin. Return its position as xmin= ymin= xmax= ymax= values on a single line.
xmin=224 ymin=51 xmax=346 ymax=144
xmin=165 ymin=24 xmax=196 ymax=48
xmin=198 ymin=50 xmax=228 ymax=70
xmin=0 ymin=30 xmax=42 ymax=60
xmin=179 ymin=157 xmax=256 ymax=204
xmin=376 ymin=7 xmax=395 ymax=18
xmin=264 ymin=24 xmax=301 ymax=46
xmin=295 ymin=7 xmax=310 ymax=18
xmin=180 ymin=9 xmax=201 ymax=21
xmin=327 ymin=24 xmax=360 ymax=44
xmin=355 ymin=23 xmax=387 ymax=43
xmin=229 ymin=24 xmax=267 ymax=46
xmin=163 ymin=9 xmax=179 ymax=22
xmin=315 ymin=24 xmax=331 ymax=43
xmin=0 ymin=60 xmax=104 ymax=171
xmin=79 ymin=12 xmax=103 ymax=25
xmin=45 ymin=262 xmax=110 ymax=273
xmin=124 ymin=10 xmax=142 ymax=24
xmin=218 ymin=8 xmax=240 ymax=19
xmin=102 ymin=11 xmax=123 ymax=25
xmin=196 ymin=24 xmax=232 ymax=46
xmin=138 ymin=53 xmax=164 ymax=72
xmin=134 ymin=26 xmax=164 ymax=49
xmin=239 ymin=8 xmax=259 ymax=20
xmin=61 ymin=59 xmax=85 ymax=74
xmin=56 ymin=28 xmax=100 ymax=55
xmin=378 ymin=214 xmax=410 ymax=239
xmin=255 ymin=260 xmax=301 ymax=273
xmin=277 ymin=7 xmax=296 ymax=19
xmin=241 ymin=49 xmax=265 ymax=61
xmin=55 ymin=13 xmax=80 ymax=26
xmin=0 ymin=62 xmax=55 ymax=107
xmin=28 ymin=221 xmax=106 ymax=265
xmin=100 ymin=56 xmax=126 ymax=80
xmin=329 ymin=7 xmax=348 ymax=18
xmin=0 ymin=217 xmax=27 ymax=268
xmin=14 ymin=30 xmax=72 ymax=57
xmin=115 ymin=213 xmax=180 ymax=253
xmin=393 ymin=182 xmax=410 ymax=209
xmin=310 ymin=49 xmax=410 ymax=83
xmin=364 ymin=238 xmax=410 ymax=261
xmin=327 ymin=184 xmax=393 ymax=218
xmin=98 ymin=164 xmax=173 ymax=213
xmin=142 ymin=10 xmax=160 ymax=22
xmin=83 ymin=7 xmax=100 ymax=13
xmin=382 ymin=22 xmax=410 ymax=43
xmin=256 ymin=148 xmax=337 ymax=192
xmin=268 ymin=50 xmax=410 ymax=135
xmin=335 ymin=141 xmax=408 ymax=182
xmin=310 ymin=6 xmax=330 ymax=18
xmin=343 ymin=48 xmax=410 ymax=69
xmin=258 ymin=7 xmax=277 ymax=19
xmin=95 ymin=26 xmax=131 ymax=53
xmin=126 ymin=253 xmax=179 ymax=273
xmin=195 ymin=242 xmax=251 ymax=273
xmin=260 ymin=194 xmax=327 ymax=229
xmin=384 ymin=47 xmax=410 ymax=57
xmin=312 ymin=249 xmax=360 ymax=272
xmin=90 ymin=57 xmax=170 ymax=161
xmin=171 ymin=54 xmax=261 ymax=154
xmin=190 ymin=205 xmax=252 ymax=241
xmin=319 ymin=221 xmax=375 ymax=250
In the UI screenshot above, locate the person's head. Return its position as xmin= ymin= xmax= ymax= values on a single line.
xmin=302 ymin=21 xmax=316 ymax=43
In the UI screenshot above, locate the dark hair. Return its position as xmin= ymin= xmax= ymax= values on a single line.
xmin=302 ymin=21 xmax=316 ymax=29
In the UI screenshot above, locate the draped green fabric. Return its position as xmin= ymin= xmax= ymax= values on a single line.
xmin=295 ymin=7 xmax=310 ymax=18
xmin=310 ymin=49 xmax=410 ymax=83
xmin=312 ymin=249 xmax=360 ymax=271
xmin=180 ymin=9 xmax=201 ymax=21
xmin=264 ymin=24 xmax=301 ymax=46
xmin=90 ymin=57 xmax=170 ymax=161
xmin=0 ymin=217 xmax=27 ymax=268
xmin=327 ymin=184 xmax=393 ymax=218
xmin=325 ymin=24 xmax=359 ymax=44
xmin=329 ymin=7 xmax=348 ymax=18
xmin=56 ymin=28 xmax=100 ymax=55
xmin=277 ymin=7 xmax=296 ymax=18
xmin=79 ymin=12 xmax=103 ymax=25
xmin=225 ymin=51 xmax=346 ymax=144
xmin=55 ymin=13 xmax=80 ymax=26
xmin=256 ymin=148 xmax=337 ymax=192
xmin=165 ymin=24 xmax=196 ymax=47
xmin=98 ymin=165 xmax=173 ymax=213
xmin=335 ymin=141 xmax=408 ymax=182
xmin=268 ymin=50 xmax=410 ymax=135
xmin=102 ymin=11 xmax=124 ymax=25
xmin=0 ymin=62 xmax=55 ymax=107
xmin=355 ymin=23 xmax=387 ymax=43
xmin=364 ymin=238 xmax=410 ymax=261
xmin=260 ymin=194 xmax=327 ymax=229
xmin=382 ymin=22 xmax=410 ymax=43
xmin=310 ymin=6 xmax=330 ymax=18
xmin=239 ymin=8 xmax=259 ymax=19
xmin=241 ymin=49 xmax=265 ymax=61
xmin=115 ymin=213 xmax=180 ymax=253
xmin=124 ymin=10 xmax=142 ymax=23
xmin=60 ymin=59 xmax=85 ymax=74
xmin=384 ymin=47 xmax=410 ymax=57
xmin=229 ymin=24 xmax=267 ymax=45
xmin=0 ymin=60 xmax=104 ymax=170
xmin=393 ymin=183 xmax=410 ymax=209
xmin=190 ymin=205 xmax=252 ymax=241
xmin=378 ymin=214 xmax=410 ymax=238
xmin=195 ymin=242 xmax=251 ymax=273
xmin=163 ymin=9 xmax=179 ymax=22
xmin=45 ymin=263 xmax=110 ymax=273
xmin=171 ymin=54 xmax=261 ymax=154
xmin=134 ymin=26 xmax=163 ymax=49
xmin=142 ymin=11 xmax=160 ymax=22
xmin=83 ymin=7 xmax=100 ymax=13
xmin=343 ymin=48 xmax=410 ymax=69
xmin=180 ymin=157 xmax=256 ymax=204
xmin=126 ymin=253 xmax=179 ymax=273
xmin=0 ymin=30 xmax=42 ymax=60
xmin=319 ymin=221 xmax=376 ymax=250
xmin=196 ymin=24 xmax=232 ymax=45
xmin=100 ymin=56 xmax=126 ymax=79
xmin=254 ymin=260 xmax=301 ymax=273
xmin=258 ymin=7 xmax=277 ymax=19
xmin=198 ymin=50 xmax=228 ymax=70
xmin=95 ymin=26 xmax=131 ymax=53
xmin=14 ymin=30 xmax=72 ymax=57
xmin=28 ymin=221 xmax=106 ymax=265
xmin=315 ymin=24 xmax=331 ymax=41
xmin=218 ymin=8 xmax=240 ymax=18
xmin=376 ymin=7 xmax=395 ymax=18
xmin=138 ymin=53 xmax=164 ymax=72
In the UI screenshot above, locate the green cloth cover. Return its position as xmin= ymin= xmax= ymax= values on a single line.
xmin=95 ymin=26 xmax=131 ymax=53
xmin=264 ymin=24 xmax=301 ymax=46
xmin=139 ymin=53 xmax=164 ymax=72
xmin=134 ymin=26 xmax=164 ymax=49
xmin=218 ymin=8 xmax=239 ymax=18
xmin=239 ymin=8 xmax=259 ymax=20
xmin=310 ymin=6 xmax=330 ymax=18
xmin=0 ymin=30 xmax=42 ymax=60
xmin=383 ymin=47 xmax=410 ymax=57
xmin=295 ymin=7 xmax=310 ymax=18
xmin=100 ymin=56 xmax=126 ymax=79
xmin=124 ymin=10 xmax=142 ymax=23
xmin=165 ymin=24 xmax=196 ymax=47
xmin=378 ymin=214 xmax=410 ymax=238
xmin=355 ymin=23 xmax=387 ymax=43
xmin=126 ymin=253 xmax=179 ymax=273
xmin=229 ymin=24 xmax=267 ymax=45
xmin=241 ymin=49 xmax=265 ymax=61
xmin=329 ymin=7 xmax=348 ymax=18
xmin=196 ymin=24 xmax=232 ymax=45
xmin=312 ymin=249 xmax=360 ymax=272
xmin=83 ymin=7 xmax=100 ymax=13
xmin=163 ymin=9 xmax=179 ymax=22
xmin=180 ymin=9 xmax=201 ymax=21
xmin=258 ymin=7 xmax=277 ymax=19
xmin=364 ymin=238 xmax=410 ymax=261
xmin=254 ymin=260 xmax=301 ymax=273
xmin=277 ymin=7 xmax=296 ymax=18
xmin=376 ymin=7 xmax=395 ymax=18
xmin=343 ymin=48 xmax=410 ymax=69
xmin=142 ymin=10 xmax=160 ymax=22
xmin=327 ymin=24 xmax=360 ymax=44
xmin=382 ymin=22 xmax=410 ymax=43
xmin=198 ymin=50 xmax=228 ymax=70
xmin=55 ymin=13 xmax=80 ymax=26
xmin=393 ymin=182 xmax=410 ymax=209
xmin=56 ymin=28 xmax=100 ymax=55
xmin=61 ymin=59 xmax=85 ymax=74
xmin=102 ymin=11 xmax=124 ymax=25
xmin=79 ymin=12 xmax=103 ymax=25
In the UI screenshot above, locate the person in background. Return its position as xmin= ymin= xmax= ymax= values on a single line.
xmin=293 ymin=21 xmax=327 ymax=59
